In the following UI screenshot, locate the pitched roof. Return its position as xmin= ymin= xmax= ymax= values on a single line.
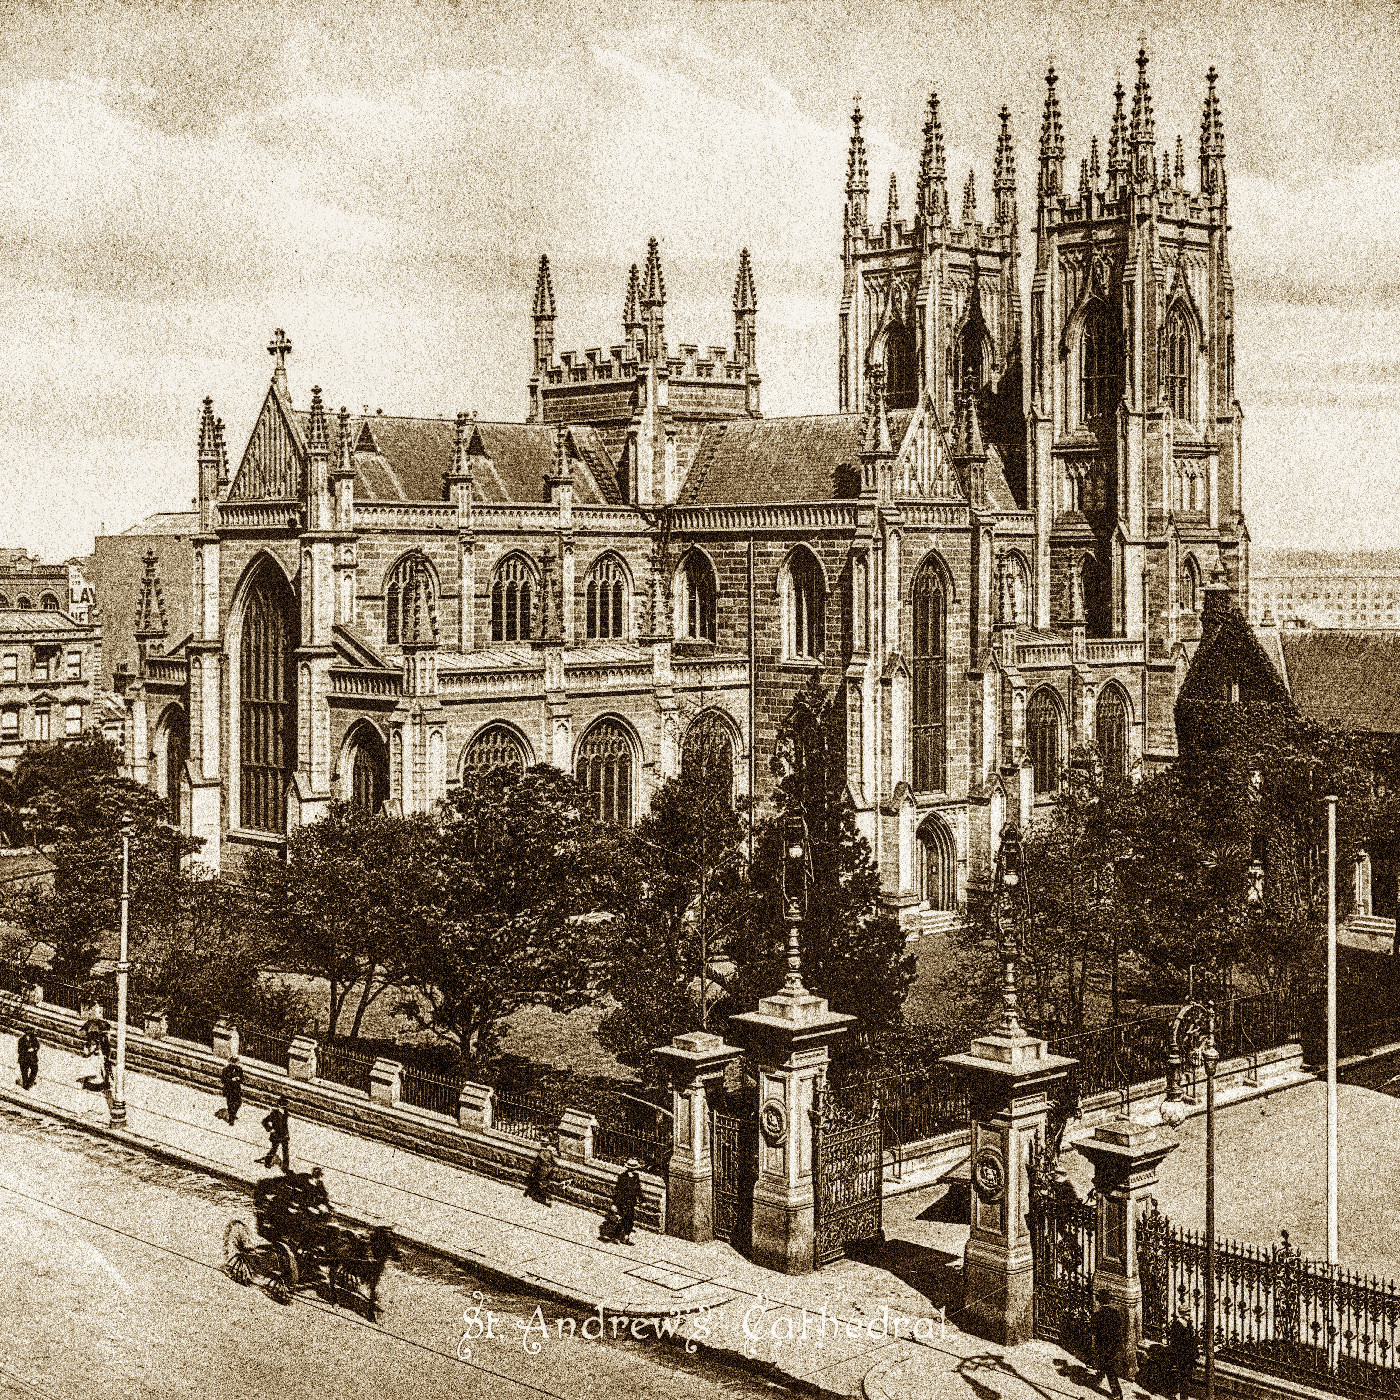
xmin=122 ymin=512 xmax=198 ymax=536
xmin=0 ymin=610 xmax=92 ymax=635
xmin=289 ymin=412 xmax=616 ymax=506
xmin=1278 ymin=631 xmax=1400 ymax=734
xmin=680 ymin=412 xmax=915 ymax=505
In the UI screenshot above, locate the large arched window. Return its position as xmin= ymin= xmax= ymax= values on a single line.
xmin=384 ymin=554 xmax=435 ymax=647
xmin=1082 ymin=301 xmax=1122 ymax=421
xmin=884 ymin=323 xmax=917 ymax=410
xmin=781 ymin=548 xmax=824 ymax=661
xmin=39 ymin=593 xmax=59 ymax=611
xmin=576 ymin=719 xmax=634 ymax=826
xmin=1001 ymin=553 xmax=1030 ymax=626
xmin=463 ymin=724 xmax=528 ymax=776
xmin=957 ymin=323 xmax=985 ymax=396
xmin=239 ymin=565 xmax=297 ymax=834
xmin=491 ymin=555 xmax=535 ymax=643
xmin=917 ymin=815 xmax=956 ymax=911
xmin=345 ymin=726 xmax=389 ymax=813
xmin=586 ymin=555 xmax=627 ymax=641
xmin=15 ymin=596 xmax=31 ymax=610
xmin=1028 ymin=689 xmax=1063 ymax=795
xmin=1164 ymin=306 xmax=1192 ymax=420
xmin=676 ymin=551 xmax=717 ymax=644
xmin=912 ymin=561 xmax=948 ymax=792
xmin=1182 ymin=557 xmax=1202 ymax=615
xmin=1096 ymin=686 xmax=1130 ymax=783
xmin=681 ymin=710 xmax=736 ymax=807
xmin=163 ymin=708 xmax=188 ymax=826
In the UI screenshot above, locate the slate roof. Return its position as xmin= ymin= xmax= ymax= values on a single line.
xmin=1278 ymin=630 xmax=1400 ymax=734
xmin=0 ymin=610 xmax=92 ymax=635
xmin=289 ymin=413 xmax=618 ymax=506
xmin=123 ymin=512 xmax=198 ymax=536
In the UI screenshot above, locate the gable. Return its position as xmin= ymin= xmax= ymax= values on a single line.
xmin=1176 ymin=605 xmax=1292 ymax=710
xmin=230 ymin=387 xmax=305 ymax=500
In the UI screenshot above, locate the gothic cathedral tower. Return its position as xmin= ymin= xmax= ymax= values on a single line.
xmin=1027 ymin=52 xmax=1245 ymax=716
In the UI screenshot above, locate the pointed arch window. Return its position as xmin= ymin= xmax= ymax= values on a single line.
xmin=385 ymin=555 xmax=435 ymax=647
xmin=463 ymin=724 xmax=527 ymax=776
xmin=884 ymin=323 xmax=917 ymax=410
xmin=1164 ymin=306 xmax=1193 ymax=420
xmin=782 ymin=548 xmax=824 ymax=661
xmin=576 ymin=719 xmax=634 ymax=826
xmin=912 ymin=562 xmax=947 ymax=792
xmin=240 ymin=568 xmax=297 ymax=834
xmin=677 ymin=552 xmax=717 ymax=644
xmin=1082 ymin=301 xmax=1122 ymax=421
xmin=1028 ymin=689 xmax=1062 ymax=795
xmin=491 ymin=555 xmax=535 ymax=643
xmin=586 ymin=556 xmax=627 ymax=641
xmin=164 ymin=708 xmax=188 ymax=825
xmin=1096 ymin=687 xmax=1130 ymax=783
xmin=1183 ymin=558 xmax=1202 ymax=615
xmin=957 ymin=325 xmax=985 ymax=396
xmin=681 ymin=711 xmax=735 ymax=807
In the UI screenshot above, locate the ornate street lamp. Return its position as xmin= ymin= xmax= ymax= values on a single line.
xmin=1161 ymin=1001 xmax=1219 ymax=1400
xmin=781 ymin=810 xmax=809 ymax=993
xmin=991 ymin=821 xmax=1029 ymax=1035
xmin=110 ymin=810 xmax=134 ymax=1127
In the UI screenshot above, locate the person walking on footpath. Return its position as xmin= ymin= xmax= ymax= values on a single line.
xmin=220 ymin=1054 xmax=244 ymax=1126
xmin=1166 ymin=1308 xmax=1199 ymax=1400
xmin=600 ymin=1159 xmax=643 ymax=1245
xmin=260 ymin=1096 xmax=291 ymax=1172
xmin=1091 ymin=1291 xmax=1126 ymax=1399
xmin=16 ymin=1030 xmax=38 ymax=1091
xmin=523 ymin=1140 xmax=558 ymax=1207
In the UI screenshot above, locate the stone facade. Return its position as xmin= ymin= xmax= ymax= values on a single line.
xmin=118 ymin=49 xmax=1248 ymax=928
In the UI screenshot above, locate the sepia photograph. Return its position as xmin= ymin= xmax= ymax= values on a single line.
xmin=0 ymin=1 xmax=1396 ymax=1396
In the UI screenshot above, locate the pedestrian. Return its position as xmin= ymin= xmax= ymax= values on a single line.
xmin=1166 ymin=1308 xmax=1198 ymax=1400
xmin=16 ymin=1029 xmax=38 ymax=1091
xmin=523 ymin=1140 xmax=558 ymax=1207
xmin=260 ymin=1095 xmax=291 ymax=1172
xmin=220 ymin=1054 xmax=244 ymax=1126
xmin=1091 ymin=1291 xmax=1125 ymax=1399
xmin=600 ymin=1158 xmax=643 ymax=1245
xmin=76 ymin=1039 xmax=106 ymax=1092
xmin=96 ymin=1026 xmax=114 ymax=1086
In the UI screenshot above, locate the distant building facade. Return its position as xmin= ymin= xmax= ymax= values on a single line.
xmin=116 ymin=51 xmax=1247 ymax=928
xmin=0 ymin=609 xmax=100 ymax=767
xmin=1249 ymin=549 xmax=1400 ymax=630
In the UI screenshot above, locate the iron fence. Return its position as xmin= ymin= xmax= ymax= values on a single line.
xmin=238 ymin=1025 xmax=293 ymax=1070
xmin=317 ymin=1040 xmax=375 ymax=1096
xmin=491 ymin=1088 xmax=562 ymax=1143
xmin=1140 ymin=1201 xmax=1400 ymax=1399
xmin=828 ymin=1063 xmax=969 ymax=1151
xmin=591 ymin=1117 xmax=672 ymax=1176
xmin=400 ymin=1065 xmax=462 ymax=1119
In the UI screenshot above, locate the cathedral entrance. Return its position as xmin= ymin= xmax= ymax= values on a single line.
xmin=917 ymin=815 xmax=956 ymax=911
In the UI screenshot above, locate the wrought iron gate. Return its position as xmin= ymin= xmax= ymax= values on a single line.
xmin=814 ymin=1111 xmax=884 ymax=1267
xmin=1030 ymin=1193 xmax=1098 ymax=1345
xmin=711 ymin=1110 xmax=754 ymax=1247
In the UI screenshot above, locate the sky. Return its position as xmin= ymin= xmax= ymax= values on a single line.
xmin=0 ymin=0 xmax=1395 ymax=561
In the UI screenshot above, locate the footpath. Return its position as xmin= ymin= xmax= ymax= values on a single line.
xmin=0 ymin=1027 xmax=1299 ymax=1400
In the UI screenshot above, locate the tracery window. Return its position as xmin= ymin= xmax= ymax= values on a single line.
xmin=586 ymin=556 xmax=627 ymax=641
xmin=1082 ymin=301 xmax=1121 ymax=421
xmin=681 ymin=711 xmax=735 ymax=807
xmin=491 ymin=555 xmax=535 ymax=644
xmin=164 ymin=709 xmax=188 ymax=824
xmin=1164 ymin=306 xmax=1192 ymax=420
xmin=384 ymin=555 xmax=435 ymax=647
xmin=1096 ymin=687 xmax=1130 ymax=783
xmin=1028 ymin=689 xmax=1062 ymax=795
xmin=463 ymin=724 xmax=527 ymax=776
xmin=676 ymin=552 xmax=717 ymax=644
xmin=912 ymin=562 xmax=947 ymax=792
xmin=576 ymin=719 xmax=634 ymax=826
xmin=240 ymin=567 xmax=297 ymax=833
xmin=782 ymin=548 xmax=823 ymax=661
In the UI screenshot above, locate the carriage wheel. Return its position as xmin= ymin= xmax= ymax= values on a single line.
xmin=222 ymin=1219 xmax=255 ymax=1286
xmin=269 ymin=1242 xmax=299 ymax=1304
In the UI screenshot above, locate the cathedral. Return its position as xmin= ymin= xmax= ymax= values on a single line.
xmin=121 ymin=49 xmax=1247 ymax=931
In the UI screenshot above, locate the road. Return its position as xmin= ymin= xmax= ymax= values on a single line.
xmin=0 ymin=1103 xmax=784 ymax=1400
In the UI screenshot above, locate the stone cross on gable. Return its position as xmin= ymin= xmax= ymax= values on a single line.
xmin=267 ymin=328 xmax=292 ymax=386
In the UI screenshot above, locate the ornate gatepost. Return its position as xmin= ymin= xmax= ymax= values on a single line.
xmin=729 ymin=812 xmax=854 ymax=1274
xmin=943 ymin=822 xmax=1076 ymax=1345
xmin=654 ymin=1029 xmax=743 ymax=1243
xmin=1077 ymin=1117 xmax=1178 ymax=1379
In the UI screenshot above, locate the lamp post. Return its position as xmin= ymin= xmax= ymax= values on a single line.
xmin=1325 ymin=793 xmax=1338 ymax=1266
xmin=992 ymin=821 xmax=1028 ymax=1035
xmin=1161 ymin=1000 xmax=1219 ymax=1400
xmin=781 ymin=811 xmax=809 ymax=992
xmin=110 ymin=810 xmax=134 ymax=1127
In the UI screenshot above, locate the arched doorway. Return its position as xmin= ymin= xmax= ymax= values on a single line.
xmin=239 ymin=563 xmax=298 ymax=834
xmin=917 ymin=814 xmax=956 ymax=911
xmin=681 ymin=711 xmax=736 ymax=806
xmin=345 ymin=726 xmax=389 ymax=814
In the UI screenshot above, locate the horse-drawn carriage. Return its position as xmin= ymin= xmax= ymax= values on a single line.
xmin=222 ymin=1172 xmax=397 ymax=1318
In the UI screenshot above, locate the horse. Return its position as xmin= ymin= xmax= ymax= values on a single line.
xmin=325 ymin=1224 xmax=399 ymax=1320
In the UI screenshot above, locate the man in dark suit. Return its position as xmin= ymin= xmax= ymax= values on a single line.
xmin=261 ymin=1096 xmax=291 ymax=1172
xmin=16 ymin=1030 xmax=38 ymax=1091
xmin=220 ymin=1054 xmax=244 ymax=1126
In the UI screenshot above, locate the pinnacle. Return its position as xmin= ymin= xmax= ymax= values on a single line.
xmin=846 ymin=99 xmax=869 ymax=192
xmin=1109 ymin=81 xmax=1129 ymax=175
xmin=198 ymin=396 xmax=218 ymax=456
xmin=1175 ymin=134 xmax=1185 ymax=184
xmin=623 ymin=263 xmax=642 ymax=327
xmin=642 ymin=237 xmax=665 ymax=306
xmin=862 ymin=362 xmax=893 ymax=458
xmin=994 ymin=105 xmax=1016 ymax=188
xmin=961 ymin=169 xmax=977 ymax=225
xmin=919 ymin=91 xmax=947 ymax=215
xmin=1040 ymin=64 xmax=1064 ymax=162
xmin=1090 ymin=134 xmax=1101 ymax=181
xmin=887 ymin=172 xmax=899 ymax=224
xmin=1131 ymin=44 xmax=1155 ymax=147
xmin=732 ymin=247 xmax=757 ymax=312
xmin=307 ymin=384 xmax=328 ymax=450
xmin=533 ymin=254 xmax=556 ymax=319
xmin=338 ymin=407 xmax=353 ymax=473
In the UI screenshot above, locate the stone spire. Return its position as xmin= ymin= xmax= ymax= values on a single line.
xmin=641 ymin=236 xmax=666 ymax=362
xmin=133 ymin=549 xmax=167 ymax=650
xmin=533 ymin=254 xmax=556 ymax=373
xmin=1130 ymin=45 xmax=1155 ymax=185
xmin=306 ymin=384 xmax=328 ymax=451
xmin=1108 ymin=81 xmax=1130 ymax=194
xmin=1200 ymin=66 xmax=1226 ymax=197
xmin=623 ymin=262 xmax=644 ymax=359
xmin=845 ymin=99 xmax=869 ymax=228
xmin=994 ymin=105 xmax=1016 ymax=227
xmin=1039 ymin=64 xmax=1065 ymax=202
xmin=918 ymin=91 xmax=947 ymax=223
xmin=961 ymin=169 xmax=977 ymax=226
xmin=886 ymin=172 xmax=899 ymax=225
xmin=1174 ymin=134 xmax=1185 ymax=186
xmin=732 ymin=247 xmax=757 ymax=367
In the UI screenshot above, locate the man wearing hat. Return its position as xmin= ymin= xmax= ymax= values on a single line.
xmin=220 ymin=1053 xmax=244 ymax=1126
xmin=260 ymin=1095 xmax=291 ymax=1172
xmin=1166 ymin=1307 xmax=1198 ymax=1400
xmin=601 ymin=1159 xmax=643 ymax=1244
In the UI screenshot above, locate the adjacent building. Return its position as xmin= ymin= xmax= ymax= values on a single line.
xmin=115 ymin=50 xmax=1248 ymax=927
xmin=1248 ymin=548 xmax=1400 ymax=630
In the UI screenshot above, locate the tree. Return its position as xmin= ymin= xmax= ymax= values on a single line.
xmin=597 ymin=768 xmax=749 ymax=1069
xmin=399 ymin=765 xmax=624 ymax=1062
xmin=727 ymin=683 xmax=915 ymax=1031
xmin=245 ymin=802 xmax=438 ymax=1041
